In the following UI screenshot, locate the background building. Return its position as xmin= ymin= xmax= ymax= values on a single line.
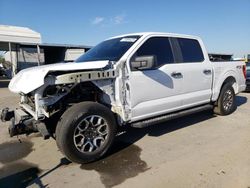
xmin=0 ymin=25 xmax=91 ymax=78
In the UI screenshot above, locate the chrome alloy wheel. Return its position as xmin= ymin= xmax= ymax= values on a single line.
xmin=222 ymin=89 xmax=234 ymax=111
xmin=73 ymin=115 xmax=109 ymax=153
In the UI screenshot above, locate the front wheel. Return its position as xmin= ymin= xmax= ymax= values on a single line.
xmin=56 ymin=102 xmax=117 ymax=164
xmin=214 ymin=83 xmax=236 ymax=115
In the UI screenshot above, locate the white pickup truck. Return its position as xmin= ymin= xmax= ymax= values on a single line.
xmin=1 ymin=32 xmax=246 ymax=164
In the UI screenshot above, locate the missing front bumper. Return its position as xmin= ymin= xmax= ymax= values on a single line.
xmin=1 ymin=108 xmax=50 ymax=139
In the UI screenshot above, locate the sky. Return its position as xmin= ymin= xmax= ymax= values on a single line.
xmin=0 ymin=0 xmax=249 ymax=57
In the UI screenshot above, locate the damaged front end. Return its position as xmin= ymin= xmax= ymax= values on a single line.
xmin=1 ymin=61 xmax=122 ymax=139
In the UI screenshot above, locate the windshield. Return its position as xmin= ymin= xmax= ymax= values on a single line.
xmin=76 ymin=35 xmax=141 ymax=62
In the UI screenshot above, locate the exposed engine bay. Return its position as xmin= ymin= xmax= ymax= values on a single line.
xmin=0 ymin=63 xmax=130 ymax=139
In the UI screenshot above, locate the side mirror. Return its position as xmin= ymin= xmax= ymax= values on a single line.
xmin=131 ymin=55 xmax=156 ymax=70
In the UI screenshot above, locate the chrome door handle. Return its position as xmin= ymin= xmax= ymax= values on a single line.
xmin=203 ymin=69 xmax=212 ymax=75
xmin=171 ymin=72 xmax=183 ymax=78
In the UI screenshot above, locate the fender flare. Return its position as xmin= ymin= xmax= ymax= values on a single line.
xmin=212 ymin=70 xmax=238 ymax=101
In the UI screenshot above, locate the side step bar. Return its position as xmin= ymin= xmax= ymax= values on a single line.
xmin=131 ymin=104 xmax=213 ymax=128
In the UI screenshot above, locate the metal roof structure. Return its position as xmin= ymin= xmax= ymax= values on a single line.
xmin=0 ymin=25 xmax=91 ymax=50
xmin=0 ymin=25 xmax=91 ymax=77
xmin=39 ymin=43 xmax=92 ymax=49
xmin=0 ymin=25 xmax=41 ymax=44
xmin=16 ymin=42 xmax=92 ymax=49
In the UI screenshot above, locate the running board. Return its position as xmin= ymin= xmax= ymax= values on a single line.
xmin=131 ymin=104 xmax=213 ymax=128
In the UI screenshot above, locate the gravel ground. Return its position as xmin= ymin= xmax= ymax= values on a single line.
xmin=0 ymin=76 xmax=250 ymax=188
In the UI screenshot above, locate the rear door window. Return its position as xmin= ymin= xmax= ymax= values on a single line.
xmin=177 ymin=38 xmax=204 ymax=63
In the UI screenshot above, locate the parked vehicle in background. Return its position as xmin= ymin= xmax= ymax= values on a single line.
xmin=1 ymin=32 xmax=246 ymax=164
xmin=0 ymin=61 xmax=13 ymax=78
xmin=208 ymin=53 xmax=233 ymax=61
xmin=246 ymin=63 xmax=250 ymax=91
xmin=0 ymin=63 xmax=4 ymax=76
xmin=247 ymin=54 xmax=250 ymax=63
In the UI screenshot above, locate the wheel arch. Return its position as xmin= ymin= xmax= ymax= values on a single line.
xmin=221 ymin=76 xmax=237 ymax=92
xmin=212 ymin=70 xmax=239 ymax=101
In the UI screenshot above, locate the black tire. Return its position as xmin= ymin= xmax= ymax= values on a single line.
xmin=56 ymin=101 xmax=117 ymax=164
xmin=214 ymin=83 xmax=236 ymax=115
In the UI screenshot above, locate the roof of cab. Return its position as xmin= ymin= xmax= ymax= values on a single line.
xmin=108 ymin=32 xmax=201 ymax=40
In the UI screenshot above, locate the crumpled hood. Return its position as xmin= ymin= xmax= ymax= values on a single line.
xmin=9 ymin=60 xmax=110 ymax=94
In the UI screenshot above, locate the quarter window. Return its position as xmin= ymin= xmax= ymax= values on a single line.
xmin=177 ymin=38 xmax=204 ymax=63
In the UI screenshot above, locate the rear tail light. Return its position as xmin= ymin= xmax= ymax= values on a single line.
xmin=243 ymin=64 xmax=247 ymax=79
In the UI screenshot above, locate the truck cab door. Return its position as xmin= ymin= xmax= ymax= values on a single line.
xmin=128 ymin=37 xmax=183 ymax=122
xmin=171 ymin=38 xmax=213 ymax=107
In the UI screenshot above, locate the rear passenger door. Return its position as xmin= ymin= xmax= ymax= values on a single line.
xmin=172 ymin=38 xmax=213 ymax=107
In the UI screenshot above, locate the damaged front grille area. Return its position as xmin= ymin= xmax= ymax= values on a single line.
xmin=21 ymin=94 xmax=35 ymax=111
xmin=54 ymin=69 xmax=118 ymax=85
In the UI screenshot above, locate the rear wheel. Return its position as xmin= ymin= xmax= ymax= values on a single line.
xmin=214 ymin=83 xmax=236 ymax=115
xmin=56 ymin=102 xmax=117 ymax=164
